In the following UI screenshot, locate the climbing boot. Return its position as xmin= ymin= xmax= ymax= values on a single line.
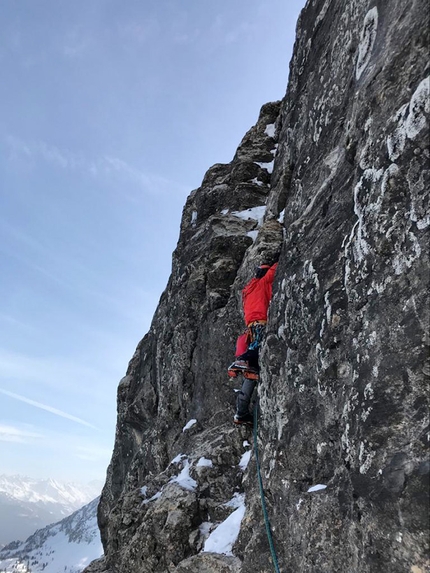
xmin=233 ymin=413 xmax=254 ymax=427
xmin=243 ymin=370 xmax=259 ymax=380
xmin=227 ymin=365 xmax=239 ymax=378
xmin=228 ymin=360 xmax=259 ymax=379
xmin=228 ymin=360 xmax=249 ymax=377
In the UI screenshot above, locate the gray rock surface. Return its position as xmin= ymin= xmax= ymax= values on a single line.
xmin=85 ymin=0 xmax=429 ymax=571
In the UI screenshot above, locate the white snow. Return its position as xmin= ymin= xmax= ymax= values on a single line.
xmin=221 ymin=208 xmax=229 ymax=215
xmin=278 ymin=209 xmax=285 ymax=223
xmin=254 ymin=160 xmax=274 ymax=174
xmin=203 ymin=496 xmax=246 ymax=556
xmin=239 ymin=450 xmax=252 ymax=471
xmin=182 ymin=419 xmax=197 ymax=432
xmin=170 ymin=460 xmax=197 ymax=491
xmin=191 ymin=210 xmax=197 ymax=225
xmin=140 ymin=486 xmax=148 ymax=497
xmin=243 ymin=440 xmax=250 ymax=448
xmin=231 ymin=206 xmax=266 ymax=225
xmin=0 ymin=532 xmax=102 ymax=573
xmin=223 ymin=492 xmax=245 ymax=509
xmin=196 ymin=457 xmax=213 ymax=468
xmin=246 ymin=230 xmax=259 ymax=242
xmin=307 ymin=484 xmax=327 ymax=492
xmin=0 ymin=560 xmax=25 ymax=572
xmin=0 ymin=474 xmax=99 ymax=512
xmin=199 ymin=521 xmax=213 ymax=536
xmin=170 ymin=453 xmax=186 ymax=464
xmin=0 ymin=498 xmax=102 ymax=573
xmin=250 ymin=177 xmax=265 ymax=187
xmin=142 ymin=490 xmax=163 ymax=504
xmin=264 ymin=123 xmax=276 ymax=138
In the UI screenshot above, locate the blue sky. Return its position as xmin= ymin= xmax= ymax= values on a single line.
xmin=0 ymin=0 xmax=305 ymax=483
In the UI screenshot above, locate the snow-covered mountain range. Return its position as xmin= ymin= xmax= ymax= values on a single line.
xmin=0 ymin=475 xmax=102 ymax=547
xmin=0 ymin=497 xmax=103 ymax=573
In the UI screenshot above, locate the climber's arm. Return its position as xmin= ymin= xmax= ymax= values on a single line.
xmin=263 ymin=262 xmax=278 ymax=285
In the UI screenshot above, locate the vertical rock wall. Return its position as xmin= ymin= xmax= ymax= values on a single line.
xmin=85 ymin=0 xmax=429 ymax=572
xmin=241 ymin=1 xmax=429 ymax=572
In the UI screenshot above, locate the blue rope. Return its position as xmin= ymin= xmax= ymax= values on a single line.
xmin=253 ymin=404 xmax=281 ymax=573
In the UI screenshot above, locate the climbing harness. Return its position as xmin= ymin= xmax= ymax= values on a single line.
xmin=247 ymin=321 xmax=267 ymax=351
xmin=253 ymin=404 xmax=281 ymax=573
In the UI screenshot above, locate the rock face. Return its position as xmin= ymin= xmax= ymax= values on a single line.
xmin=85 ymin=1 xmax=429 ymax=572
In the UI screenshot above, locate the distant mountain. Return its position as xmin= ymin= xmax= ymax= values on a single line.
xmin=0 ymin=475 xmax=102 ymax=546
xmin=0 ymin=497 xmax=103 ymax=573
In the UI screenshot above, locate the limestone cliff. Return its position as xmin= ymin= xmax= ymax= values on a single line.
xmin=85 ymin=0 xmax=429 ymax=571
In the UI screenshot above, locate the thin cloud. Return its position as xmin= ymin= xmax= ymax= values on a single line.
xmin=75 ymin=444 xmax=113 ymax=462
xmin=102 ymin=155 xmax=185 ymax=196
xmin=6 ymin=135 xmax=32 ymax=159
xmin=0 ymin=312 xmax=35 ymax=332
xmin=5 ymin=135 xmax=187 ymax=197
xmin=37 ymin=140 xmax=78 ymax=168
xmin=0 ymin=348 xmax=106 ymax=392
xmin=0 ymin=221 xmax=159 ymax=327
xmin=6 ymin=135 xmax=80 ymax=169
xmin=103 ymin=155 xmax=152 ymax=186
xmin=0 ymin=423 xmax=44 ymax=444
xmin=0 ymin=389 xmax=97 ymax=429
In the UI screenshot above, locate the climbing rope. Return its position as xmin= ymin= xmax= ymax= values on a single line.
xmin=253 ymin=403 xmax=281 ymax=573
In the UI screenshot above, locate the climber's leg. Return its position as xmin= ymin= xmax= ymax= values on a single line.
xmin=235 ymin=377 xmax=257 ymax=418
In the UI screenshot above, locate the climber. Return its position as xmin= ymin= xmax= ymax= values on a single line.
xmin=228 ymin=261 xmax=278 ymax=426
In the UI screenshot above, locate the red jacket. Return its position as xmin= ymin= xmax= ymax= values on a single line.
xmin=242 ymin=263 xmax=278 ymax=325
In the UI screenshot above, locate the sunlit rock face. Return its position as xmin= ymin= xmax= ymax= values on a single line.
xmin=85 ymin=0 xmax=429 ymax=571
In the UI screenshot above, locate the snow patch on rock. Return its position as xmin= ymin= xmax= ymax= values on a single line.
xmin=307 ymin=484 xmax=327 ymax=492
xmin=264 ymin=123 xmax=276 ymax=138
xmin=182 ymin=419 xmax=197 ymax=432
xmin=203 ymin=495 xmax=246 ymax=556
xmin=170 ymin=460 xmax=197 ymax=491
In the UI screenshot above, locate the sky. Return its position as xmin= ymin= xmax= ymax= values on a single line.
xmin=0 ymin=0 xmax=306 ymax=484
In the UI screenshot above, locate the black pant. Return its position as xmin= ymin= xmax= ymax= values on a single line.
xmin=236 ymin=348 xmax=259 ymax=369
xmin=236 ymin=377 xmax=257 ymax=417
